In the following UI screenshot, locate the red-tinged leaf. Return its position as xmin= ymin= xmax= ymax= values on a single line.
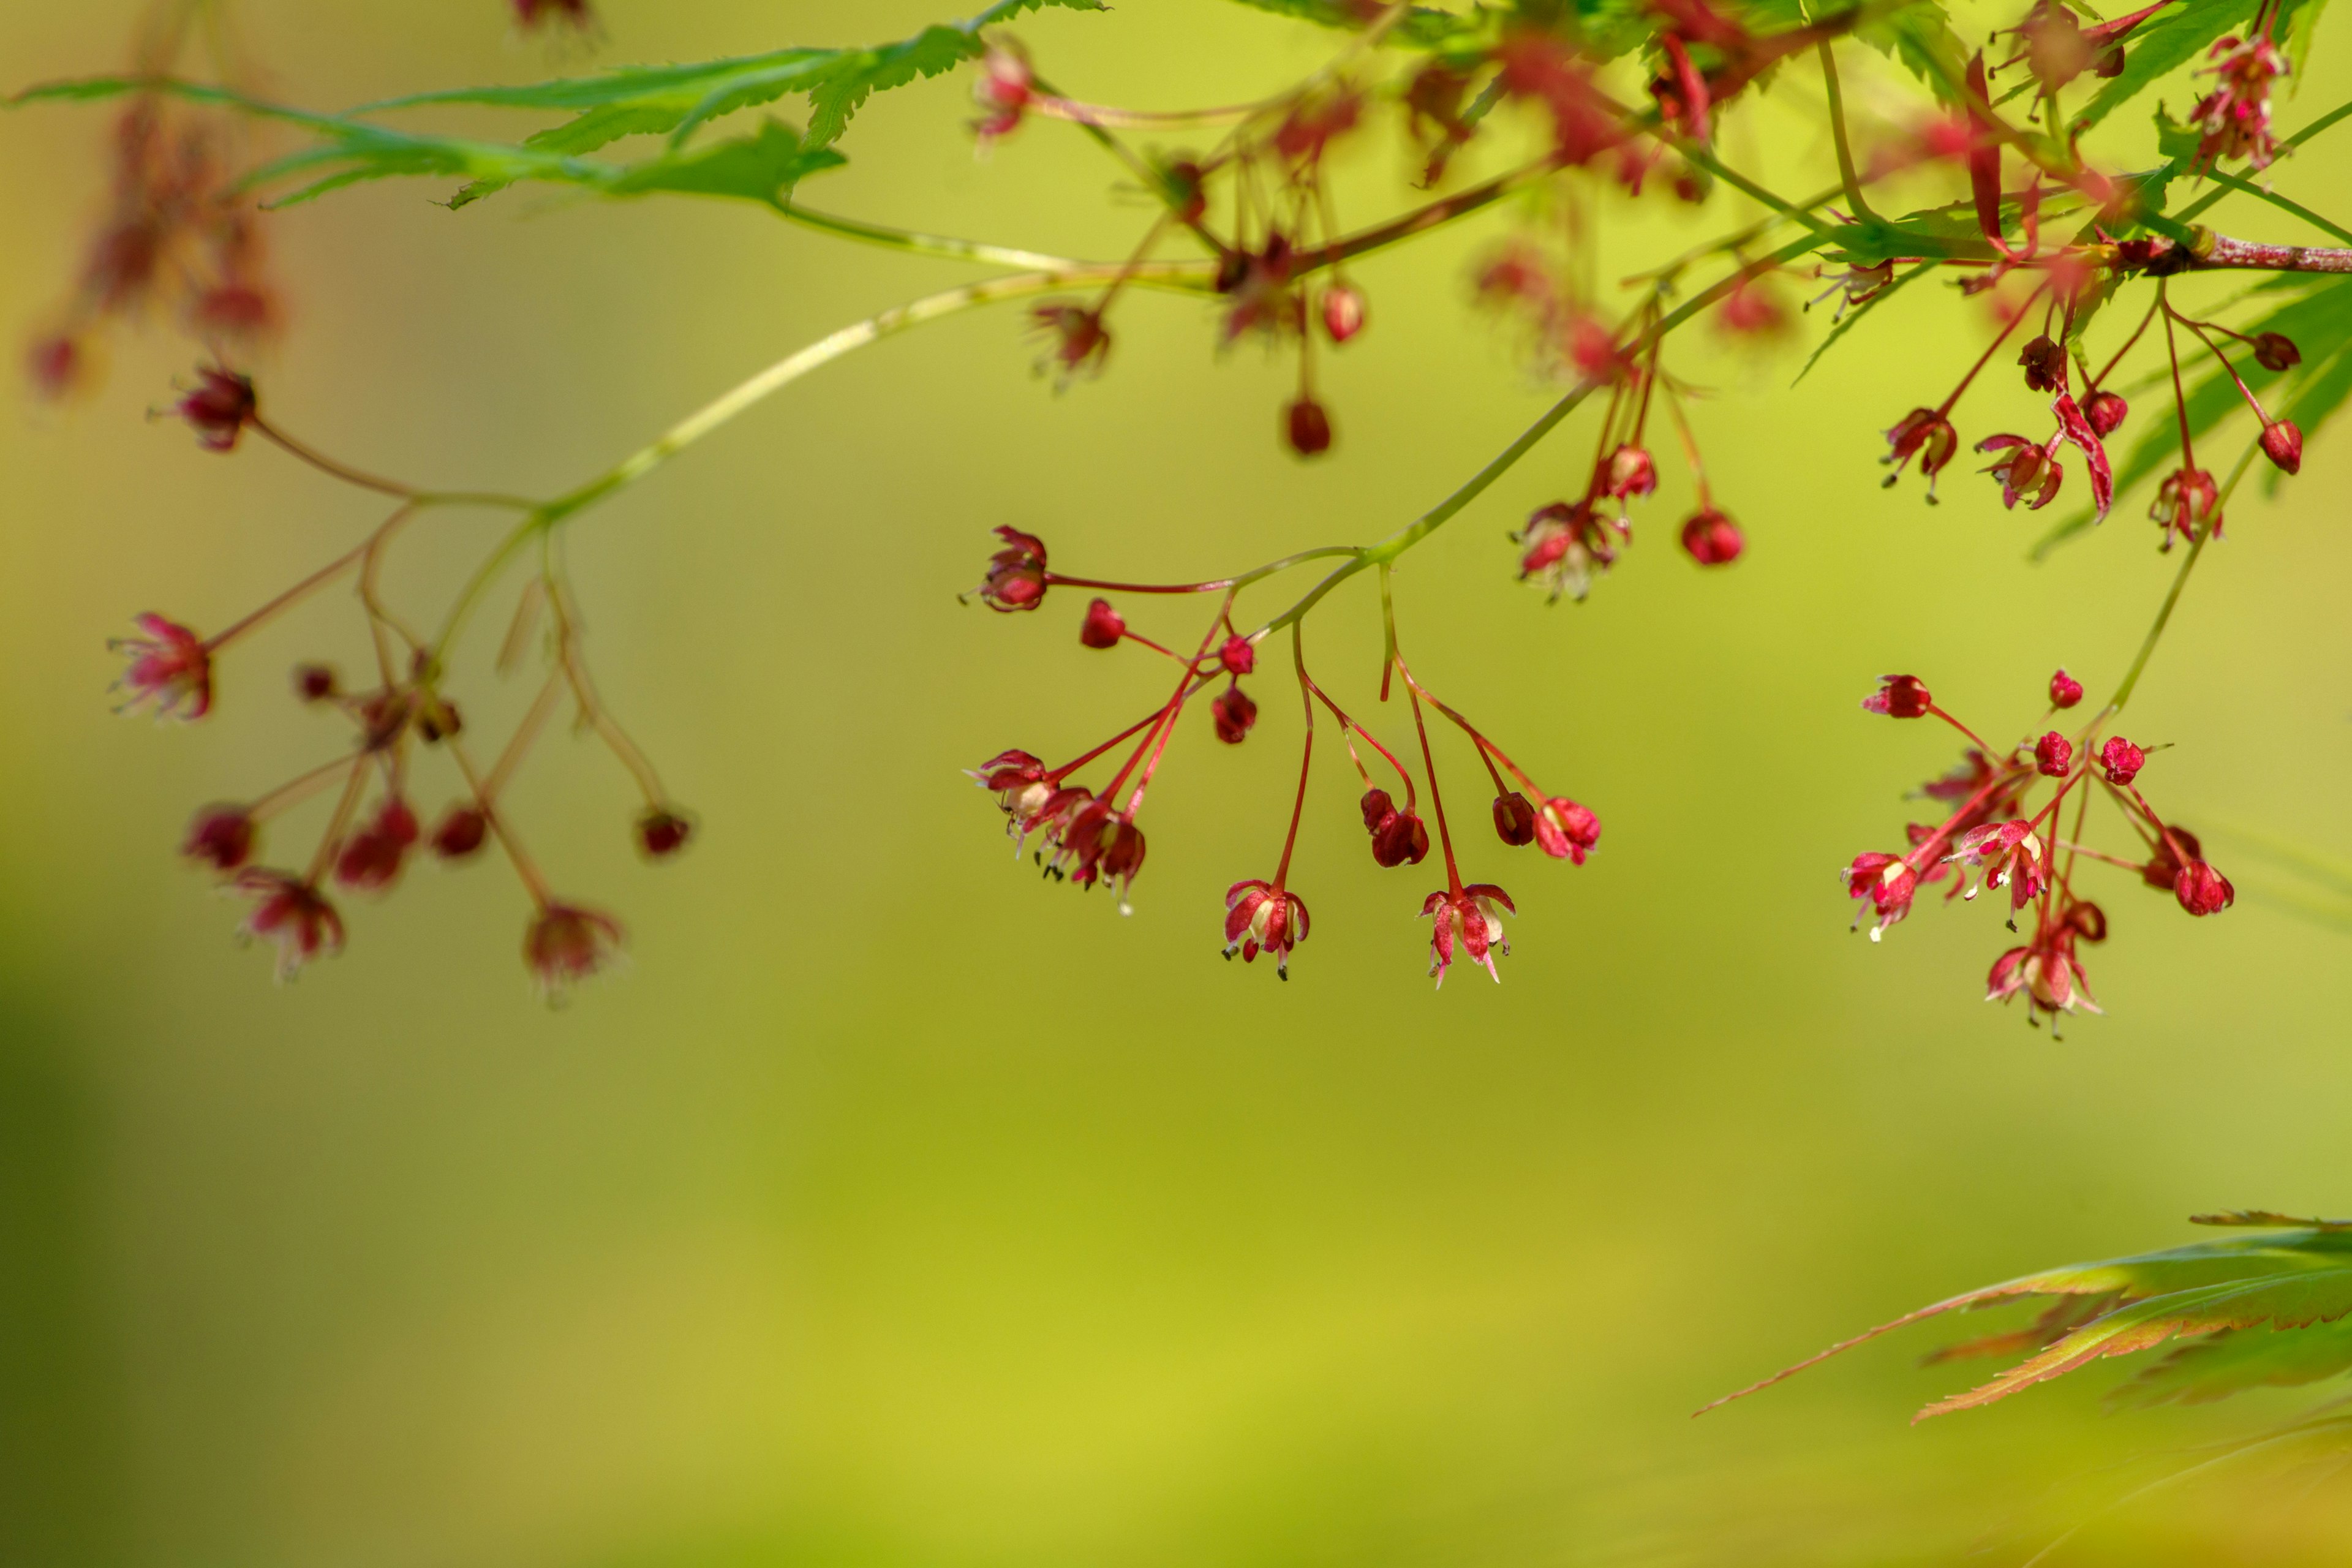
xmin=2112 ymin=1315 xmax=2352 ymax=1408
xmin=1699 ymin=1223 xmax=2352 ymax=1417
xmin=1914 ymin=1267 xmax=2352 ymax=1421
xmin=2193 ymin=1210 xmax=2352 ymax=1230
xmin=2053 ymin=393 xmax=2114 ymax=519
xmin=1966 ymin=53 xmax=2003 ymax=250
xmin=1918 ymin=1291 xmax=2119 ymax=1366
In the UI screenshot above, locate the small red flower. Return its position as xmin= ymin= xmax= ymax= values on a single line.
xmin=1883 ymin=407 xmax=1959 ymax=497
xmin=1321 ymin=284 xmax=1367 ymax=344
xmin=1079 ymin=597 xmax=1125 ymax=649
xmin=1223 ymin=881 xmax=1310 ymax=976
xmin=2189 ymin=32 xmax=2288 ymax=170
xmin=2151 ymin=466 xmax=2221 ymax=548
xmin=970 ymin=526 xmax=1049 ymax=612
xmin=233 ymin=869 xmax=345 ymax=982
xmin=971 ymin=748 xmax=1052 ymax=823
xmin=1679 ymin=508 xmax=1743 ymax=565
xmin=1029 ymin=304 xmax=1111 ymax=382
xmin=526 ymin=902 xmax=625 ymax=997
xmin=1219 ymin=634 xmax=1257 ymax=676
xmin=183 ymin=804 xmax=257 ymax=873
xmin=1514 ymin=500 xmax=1625 ymax=603
xmin=1841 ymin=851 xmax=1918 ymax=940
xmin=1716 ymin=278 xmax=1789 ymax=338
xmin=972 ymin=40 xmax=1035 ymax=146
xmin=636 ymin=807 xmax=694 ymax=859
xmin=1948 ymin=819 xmax=2048 ymax=911
xmin=334 ymin=797 xmax=421 ymax=893
xmin=1603 ymin=443 xmax=1657 ymax=501
xmin=111 ymin=613 xmax=213 ymax=720
xmin=2099 ymin=736 xmax=2146 ymax=786
xmin=1212 ymin=684 xmax=1258 ymax=744
xmin=1422 ymin=883 xmax=1516 ymax=986
xmin=27 ymin=334 xmax=80 ymax=399
xmin=2034 ymin=731 xmax=2072 ymax=778
xmin=2082 ymin=389 xmax=2128 ymax=437
xmin=1977 ymin=432 xmax=2064 ymax=510
xmin=1492 ymin=791 xmax=1538 ymax=846
xmin=1532 ymin=797 xmax=1599 ymax=864
xmin=1986 ymin=907 xmax=2103 ymax=1016
xmin=433 ymin=805 xmax=489 ymax=861
xmin=175 ymin=366 xmax=255 ymax=451
xmin=2261 ymin=420 xmax=2304 ymax=475
xmin=2174 ymin=859 xmax=2235 ymax=916
xmin=1861 ymin=674 xmax=1933 ymax=718
xmin=2017 ymin=335 xmax=2068 ymax=393
xmin=1286 ymin=395 xmax=1334 ymax=457
xmin=2048 ymin=668 xmax=2084 ymax=709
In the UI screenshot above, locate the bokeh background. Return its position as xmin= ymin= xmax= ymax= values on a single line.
xmin=6 ymin=2 xmax=2352 ymax=1563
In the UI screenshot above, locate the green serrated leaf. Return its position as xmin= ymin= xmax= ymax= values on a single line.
xmin=2111 ymin=1316 xmax=2352 ymax=1408
xmin=607 ymin=118 xmax=845 ymax=202
xmin=1213 ymin=0 xmax=1499 ymax=50
xmin=1856 ymin=1 xmax=1969 ymax=102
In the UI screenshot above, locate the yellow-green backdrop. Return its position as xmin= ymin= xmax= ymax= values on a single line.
xmin=6 ymin=2 xmax=2352 ymax=1563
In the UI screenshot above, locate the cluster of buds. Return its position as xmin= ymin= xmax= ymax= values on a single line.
xmin=119 ymin=369 xmax=692 ymax=996
xmin=1842 ymin=668 xmax=2233 ymax=1030
xmin=26 ymin=15 xmax=280 ymax=401
xmin=966 ymin=530 xmax=1602 ymax=984
xmin=2190 ymin=26 xmax=2290 ymax=172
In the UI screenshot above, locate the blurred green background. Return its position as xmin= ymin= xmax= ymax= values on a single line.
xmin=6 ymin=2 xmax=2352 ymax=1563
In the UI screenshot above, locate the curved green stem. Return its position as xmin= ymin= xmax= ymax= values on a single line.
xmin=1817 ymin=40 xmax=1882 ymax=225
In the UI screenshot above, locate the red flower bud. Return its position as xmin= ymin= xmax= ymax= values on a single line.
xmin=1321 ymin=283 xmax=1366 ymax=344
xmin=1374 ymin=809 xmax=1431 ymax=867
xmin=1079 ymin=597 xmax=1125 ymax=649
xmin=2174 ymin=859 xmax=2234 ymax=917
xmin=175 ymin=366 xmax=256 ymax=452
xmin=1492 ymin=791 xmax=1538 ymax=846
xmin=2018 ymin=334 xmax=2068 ymax=393
xmin=2261 ymin=419 xmax=2303 ymax=475
xmin=2253 ymin=331 xmax=2302 ymax=372
xmin=1212 ymin=684 xmax=1258 ymax=744
xmin=1861 ymin=674 xmax=1933 ymax=718
xmin=433 ymin=806 xmax=489 ymax=861
xmin=1532 ymin=796 xmax=1600 ymax=863
xmin=2034 ymin=731 xmax=2073 ymax=777
xmin=334 ymin=797 xmax=421 ymax=892
xmin=2082 ymin=389 xmax=2128 ymax=437
xmin=1219 ymin=634 xmax=1257 ymax=676
xmin=1360 ymin=788 xmax=1398 ymax=832
xmin=1679 ymin=508 xmax=1743 ymax=565
xmin=2142 ymin=824 xmax=2203 ymax=890
xmin=1286 ymin=394 xmax=1333 ymax=457
xmin=2099 ymin=736 xmax=2146 ymax=786
xmin=183 ymin=804 xmax=257 ymax=872
xmin=636 ymin=807 xmax=694 ymax=860
xmin=293 ymin=662 xmax=339 ymax=703
xmin=2048 ymin=668 xmax=2083 ymax=709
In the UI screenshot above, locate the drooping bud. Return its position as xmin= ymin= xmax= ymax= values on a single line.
xmin=183 ymin=804 xmax=257 ymax=872
xmin=433 ymin=806 xmax=489 ymax=861
xmin=2034 ymin=731 xmax=2073 ymax=778
xmin=1861 ymin=674 xmax=1933 ymax=718
xmin=1532 ymin=796 xmax=1600 ymax=863
xmin=2261 ymin=419 xmax=2304 ymax=475
xmin=2018 ymin=334 xmax=2068 ymax=393
xmin=1679 ymin=508 xmax=1743 ymax=565
xmin=1603 ymin=443 xmax=1657 ymax=500
xmin=2174 ymin=859 xmax=2235 ymax=917
xmin=293 ymin=662 xmax=339 ymax=703
xmin=174 ymin=366 xmax=257 ymax=451
xmin=1321 ymin=284 xmax=1367 ymax=344
xmin=334 ymin=797 xmax=422 ymax=892
xmin=1079 ymin=597 xmax=1125 ymax=649
xmin=2252 ymin=331 xmax=2302 ymax=372
xmin=526 ymin=902 xmax=625 ymax=998
xmin=2048 ymin=668 xmax=2084 ymax=709
xmin=1286 ymin=394 xmax=1333 ymax=457
xmin=2082 ymin=388 xmax=2128 ymax=437
xmin=2099 ymin=736 xmax=2146 ymax=786
xmin=1374 ymin=810 xmax=1431 ymax=868
xmin=1883 ymin=407 xmax=1959 ymax=497
xmin=1212 ymin=685 xmax=1257 ymax=744
xmin=1219 ymin=634 xmax=1257 ymax=676
xmin=1491 ymin=791 xmax=1538 ymax=846
xmin=636 ymin=807 xmax=695 ymax=860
